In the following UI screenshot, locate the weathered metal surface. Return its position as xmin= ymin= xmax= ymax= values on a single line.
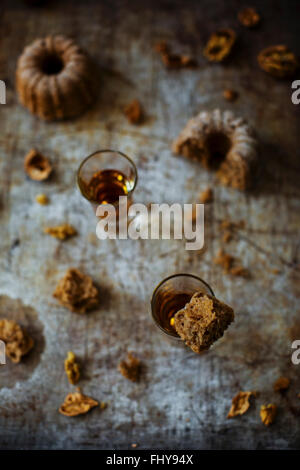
xmin=0 ymin=0 xmax=299 ymax=450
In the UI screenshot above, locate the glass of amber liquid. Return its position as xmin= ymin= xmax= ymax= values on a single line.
xmin=77 ymin=149 xmax=138 ymax=213
xmin=151 ymin=273 xmax=214 ymax=341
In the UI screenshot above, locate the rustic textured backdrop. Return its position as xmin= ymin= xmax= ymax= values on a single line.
xmin=0 ymin=0 xmax=299 ymax=450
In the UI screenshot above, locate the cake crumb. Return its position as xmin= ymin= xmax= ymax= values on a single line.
xmin=223 ymin=89 xmax=238 ymax=102
xmin=59 ymin=388 xmax=98 ymax=417
xmin=155 ymin=41 xmax=196 ymax=68
xmin=118 ymin=352 xmax=141 ymax=382
xmin=273 ymin=376 xmax=290 ymax=392
xmin=64 ymin=351 xmax=80 ymax=385
xmin=227 ymin=391 xmax=256 ymax=418
xmin=44 ymin=224 xmax=77 ymax=240
xmin=0 ymin=318 xmax=34 ymax=363
xmin=124 ymin=99 xmax=143 ymax=124
xmin=199 ymin=187 xmax=213 ymax=203
xmin=36 ymin=193 xmax=49 ymax=205
xmin=238 ymin=7 xmax=260 ymax=28
xmin=260 ymin=404 xmax=277 ymax=426
xmin=131 ymin=443 xmax=138 ymax=448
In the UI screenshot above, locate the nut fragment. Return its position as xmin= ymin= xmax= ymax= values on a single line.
xmin=44 ymin=224 xmax=77 ymax=240
xmin=223 ymin=89 xmax=238 ymax=102
xmin=258 ymin=45 xmax=299 ymax=78
xmin=203 ymin=29 xmax=236 ymax=62
xmin=238 ymin=7 xmax=260 ymax=28
xmin=155 ymin=41 xmax=197 ymax=68
xmin=0 ymin=319 xmax=34 ymax=363
xmin=35 ymin=193 xmax=49 ymax=205
xmin=273 ymin=376 xmax=290 ymax=392
xmin=260 ymin=404 xmax=277 ymax=426
xmin=64 ymin=351 xmax=80 ymax=385
xmin=24 ymin=149 xmax=52 ymax=181
xmin=59 ymin=388 xmax=98 ymax=417
xmin=227 ymin=391 xmax=256 ymax=418
xmin=53 ymin=268 xmax=99 ymax=313
xmin=124 ymin=99 xmax=143 ymax=124
xmin=118 ymin=352 xmax=141 ymax=382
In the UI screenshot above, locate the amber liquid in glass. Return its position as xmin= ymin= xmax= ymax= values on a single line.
xmin=155 ymin=291 xmax=191 ymax=335
xmin=82 ymin=169 xmax=130 ymax=205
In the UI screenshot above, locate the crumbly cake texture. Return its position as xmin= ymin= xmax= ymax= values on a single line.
xmin=0 ymin=319 xmax=34 ymax=363
xmin=174 ymin=292 xmax=234 ymax=353
xmin=118 ymin=352 xmax=141 ymax=382
xmin=172 ymin=109 xmax=258 ymax=190
xmin=53 ymin=268 xmax=99 ymax=313
xmin=16 ymin=35 xmax=97 ymax=121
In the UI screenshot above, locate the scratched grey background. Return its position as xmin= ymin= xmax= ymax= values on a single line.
xmin=0 ymin=0 xmax=299 ymax=450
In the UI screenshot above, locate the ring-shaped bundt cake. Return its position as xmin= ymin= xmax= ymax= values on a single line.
xmin=172 ymin=109 xmax=258 ymax=190
xmin=16 ymin=35 xmax=97 ymax=121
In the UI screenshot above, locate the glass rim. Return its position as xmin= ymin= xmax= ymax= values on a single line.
xmin=150 ymin=273 xmax=215 ymax=339
xmin=76 ymin=149 xmax=138 ymax=203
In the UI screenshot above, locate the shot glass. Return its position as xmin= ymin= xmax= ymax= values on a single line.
xmin=77 ymin=149 xmax=138 ymax=214
xmin=151 ymin=273 xmax=215 ymax=343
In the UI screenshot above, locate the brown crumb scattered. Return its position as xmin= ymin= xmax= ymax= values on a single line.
xmin=35 ymin=193 xmax=49 ymax=205
xmin=258 ymin=45 xmax=299 ymax=78
xmin=222 ymin=230 xmax=232 ymax=244
xmin=44 ymin=224 xmax=77 ymax=240
xmin=131 ymin=443 xmax=138 ymax=448
xmin=155 ymin=41 xmax=197 ymax=69
xmin=260 ymin=404 xmax=277 ymax=426
xmin=203 ymin=29 xmax=236 ymax=62
xmin=271 ymin=268 xmax=281 ymax=275
xmin=118 ymin=352 xmax=141 ymax=382
xmin=223 ymin=89 xmax=238 ymax=102
xmin=230 ymin=266 xmax=250 ymax=278
xmin=124 ymin=99 xmax=143 ymax=124
xmin=53 ymin=268 xmax=99 ymax=314
xmin=214 ymin=249 xmax=235 ymax=272
xmin=64 ymin=351 xmax=80 ymax=385
xmin=99 ymin=401 xmax=107 ymax=410
xmin=273 ymin=376 xmax=290 ymax=392
xmin=24 ymin=149 xmax=52 ymax=181
xmin=199 ymin=187 xmax=213 ymax=203
xmin=0 ymin=318 xmax=34 ymax=363
xmin=59 ymin=388 xmax=98 ymax=417
xmin=174 ymin=293 xmax=234 ymax=354
xmin=298 ymin=394 xmax=300 ymax=398
xmin=238 ymin=7 xmax=260 ymax=28
xmin=227 ymin=391 xmax=256 ymax=418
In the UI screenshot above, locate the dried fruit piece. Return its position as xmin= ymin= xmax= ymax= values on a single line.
xmin=124 ymin=99 xmax=143 ymax=124
xmin=223 ymin=89 xmax=238 ymax=102
xmin=273 ymin=376 xmax=290 ymax=392
xmin=260 ymin=404 xmax=277 ymax=426
xmin=44 ymin=224 xmax=77 ymax=240
xmin=155 ymin=41 xmax=197 ymax=68
xmin=199 ymin=187 xmax=213 ymax=203
xmin=174 ymin=293 xmax=234 ymax=353
xmin=118 ymin=352 xmax=141 ymax=382
xmin=203 ymin=29 xmax=236 ymax=62
xmin=227 ymin=391 xmax=256 ymax=418
xmin=64 ymin=351 xmax=80 ymax=385
xmin=0 ymin=319 xmax=34 ymax=363
xmin=238 ymin=7 xmax=260 ymax=28
xmin=258 ymin=45 xmax=299 ymax=78
xmin=24 ymin=149 xmax=52 ymax=181
xmin=53 ymin=268 xmax=99 ymax=313
xmin=59 ymin=388 xmax=98 ymax=417
xmin=35 ymin=193 xmax=49 ymax=205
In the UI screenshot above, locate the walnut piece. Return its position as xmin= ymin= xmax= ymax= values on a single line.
xmin=35 ymin=193 xmax=49 ymax=205
xmin=124 ymin=99 xmax=143 ymax=124
xmin=53 ymin=268 xmax=99 ymax=313
xmin=199 ymin=187 xmax=213 ymax=203
xmin=44 ymin=224 xmax=77 ymax=240
xmin=273 ymin=376 xmax=290 ymax=392
xmin=258 ymin=45 xmax=299 ymax=78
xmin=260 ymin=404 xmax=277 ymax=426
xmin=24 ymin=149 xmax=52 ymax=181
xmin=174 ymin=293 xmax=234 ymax=353
xmin=203 ymin=29 xmax=236 ymax=62
xmin=64 ymin=351 xmax=80 ymax=385
xmin=238 ymin=7 xmax=260 ymax=28
xmin=0 ymin=319 xmax=34 ymax=363
xmin=59 ymin=388 xmax=98 ymax=417
xmin=227 ymin=391 xmax=256 ymax=418
xmin=118 ymin=352 xmax=141 ymax=382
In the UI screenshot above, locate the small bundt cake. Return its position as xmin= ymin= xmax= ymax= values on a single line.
xmin=16 ymin=35 xmax=97 ymax=121
xmin=172 ymin=109 xmax=258 ymax=190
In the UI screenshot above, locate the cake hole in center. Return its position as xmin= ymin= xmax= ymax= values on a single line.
xmin=204 ymin=132 xmax=232 ymax=169
xmin=40 ymin=54 xmax=64 ymax=75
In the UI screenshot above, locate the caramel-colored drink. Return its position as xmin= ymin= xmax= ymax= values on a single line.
xmin=82 ymin=169 xmax=130 ymax=205
xmin=154 ymin=291 xmax=191 ymax=335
